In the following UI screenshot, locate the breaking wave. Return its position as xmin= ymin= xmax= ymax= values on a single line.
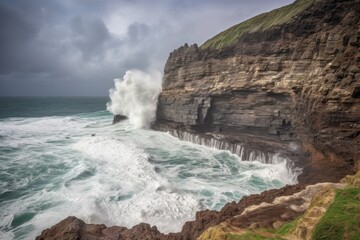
xmin=107 ymin=70 xmax=162 ymax=128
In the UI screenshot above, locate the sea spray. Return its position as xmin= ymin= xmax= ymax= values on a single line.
xmin=0 ymin=98 xmax=299 ymax=238
xmin=107 ymin=70 xmax=162 ymax=128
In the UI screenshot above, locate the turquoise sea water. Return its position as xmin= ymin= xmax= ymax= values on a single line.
xmin=0 ymin=97 xmax=297 ymax=239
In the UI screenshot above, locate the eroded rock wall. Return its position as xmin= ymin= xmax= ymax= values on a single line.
xmin=154 ymin=0 xmax=360 ymax=183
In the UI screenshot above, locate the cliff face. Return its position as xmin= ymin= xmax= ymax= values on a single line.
xmin=154 ymin=0 xmax=360 ymax=183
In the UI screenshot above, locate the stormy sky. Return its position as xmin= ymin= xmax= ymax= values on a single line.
xmin=0 ymin=0 xmax=293 ymax=96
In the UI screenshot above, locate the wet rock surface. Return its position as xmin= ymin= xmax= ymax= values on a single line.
xmin=112 ymin=114 xmax=127 ymax=124
xmin=36 ymin=216 xmax=163 ymax=240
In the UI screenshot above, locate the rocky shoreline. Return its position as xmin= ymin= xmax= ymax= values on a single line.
xmin=35 ymin=173 xmax=360 ymax=239
xmin=36 ymin=184 xmax=307 ymax=240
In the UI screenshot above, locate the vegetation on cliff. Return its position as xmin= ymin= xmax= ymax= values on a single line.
xmin=201 ymin=0 xmax=314 ymax=49
xmin=312 ymin=187 xmax=360 ymax=240
xmin=311 ymin=172 xmax=360 ymax=240
xmin=198 ymin=173 xmax=360 ymax=240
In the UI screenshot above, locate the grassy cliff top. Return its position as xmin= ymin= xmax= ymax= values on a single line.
xmin=201 ymin=0 xmax=315 ymax=50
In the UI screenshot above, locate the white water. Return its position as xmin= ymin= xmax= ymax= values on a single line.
xmin=0 ymin=112 xmax=299 ymax=239
xmin=169 ymin=130 xmax=302 ymax=184
xmin=107 ymin=70 xmax=162 ymax=128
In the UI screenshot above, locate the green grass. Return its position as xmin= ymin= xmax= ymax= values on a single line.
xmin=226 ymin=232 xmax=283 ymax=240
xmin=224 ymin=218 xmax=299 ymax=239
xmin=276 ymin=217 xmax=301 ymax=236
xmin=312 ymin=187 xmax=360 ymax=240
xmin=201 ymin=0 xmax=314 ymax=50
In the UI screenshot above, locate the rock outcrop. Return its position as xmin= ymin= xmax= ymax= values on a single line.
xmin=112 ymin=114 xmax=127 ymax=124
xmin=36 ymin=217 xmax=163 ymax=240
xmin=154 ymin=0 xmax=360 ymax=184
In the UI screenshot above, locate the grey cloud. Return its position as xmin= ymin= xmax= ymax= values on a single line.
xmin=127 ymin=22 xmax=150 ymax=44
xmin=0 ymin=0 xmax=294 ymax=96
xmin=0 ymin=4 xmax=38 ymax=74
xmin=70 ymin=16 xmax=111 ymax=60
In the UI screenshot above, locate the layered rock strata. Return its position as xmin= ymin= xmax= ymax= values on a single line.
xmin=154 ymin=0 xmax=360 ymax=183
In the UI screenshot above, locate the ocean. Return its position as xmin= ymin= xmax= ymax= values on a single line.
xmin=0 ymin=97 xmax=297 ymax=239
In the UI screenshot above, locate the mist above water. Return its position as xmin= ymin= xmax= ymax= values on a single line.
xmin=107 ymin=70 xmax=162 ymax=128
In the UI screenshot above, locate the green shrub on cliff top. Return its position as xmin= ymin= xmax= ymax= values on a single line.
xmin=201 ymin=0 xmax=314 ymax=50
xmin=312 ymin=187 xmax=360 ymax=240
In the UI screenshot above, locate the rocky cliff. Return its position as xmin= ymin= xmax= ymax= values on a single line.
xmin=154 ymin=0 xmax=360 ymax=184
xmin=39 ymin=0 xmax=360 ymax=239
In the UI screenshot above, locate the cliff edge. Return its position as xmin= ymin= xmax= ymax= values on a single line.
xmin=154 ymin=0 xmax=360 ymax=184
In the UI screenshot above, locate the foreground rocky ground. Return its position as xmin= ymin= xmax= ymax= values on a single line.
xmin=36 ymin=172 xmax=360 ymax=240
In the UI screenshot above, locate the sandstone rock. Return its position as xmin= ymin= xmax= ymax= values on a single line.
xmin=272 ymin=221 xmax=285 ymax=229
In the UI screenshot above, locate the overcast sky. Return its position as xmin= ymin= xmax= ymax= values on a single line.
xmin=0 ymin=0 xmax=293 ymax=96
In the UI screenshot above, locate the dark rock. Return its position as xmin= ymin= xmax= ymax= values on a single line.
xmin=351 ymin=86 xmax=360 ymax=98
xmin=112 ymin=114 xmax=127 ymax=124
xmin=36 ymin=216 xmax=163 ymax=240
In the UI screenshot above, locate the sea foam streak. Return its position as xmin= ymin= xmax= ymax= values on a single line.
xmin=107 ymin=70 xmax=162 ymax=129
xmin=0 ymin=98 xmax=299 ymax=239
xmin=70 ymin=136 xmax=200 ymax=232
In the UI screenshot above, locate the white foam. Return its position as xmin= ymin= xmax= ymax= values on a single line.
xmin=0 ymin=230 xmax=14 ymax=240
xmin=36 ymin=135 xmax=200 ymax=233
xmin=0 ymin=114 xmax=300 ymax=239
xmin=107 ymin=70 xmax=162 ymax=129
xmin=0 ymin=117 xmax=86 ymax=149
